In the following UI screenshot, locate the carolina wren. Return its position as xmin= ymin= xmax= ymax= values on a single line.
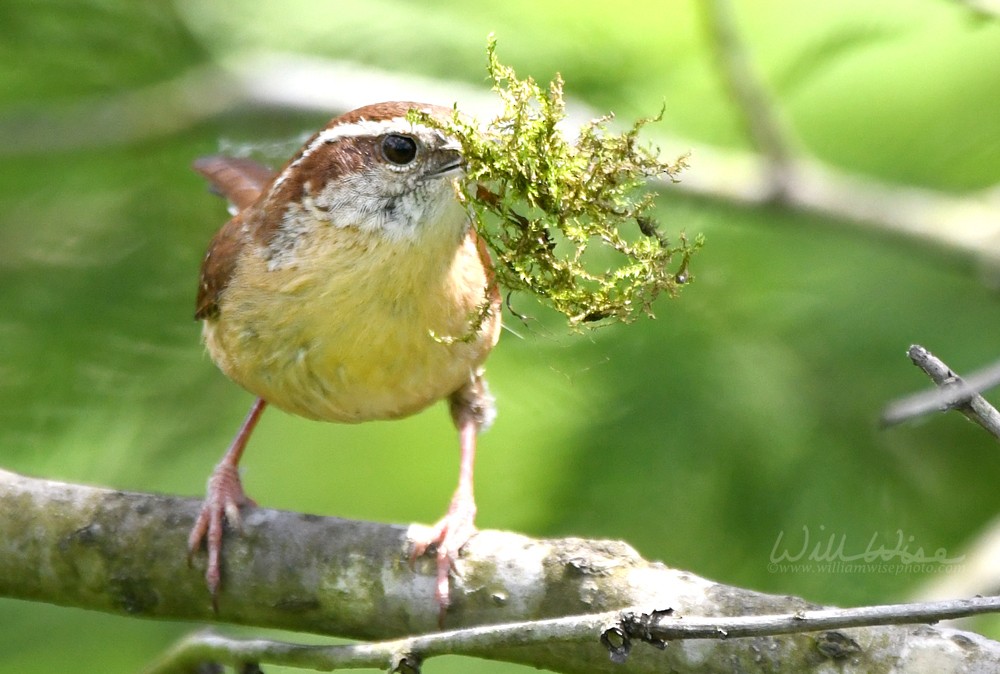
xmin=189 ymin=101 xmax=501 ymax=620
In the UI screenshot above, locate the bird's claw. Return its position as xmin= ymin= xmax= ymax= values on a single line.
xmin=409 ymin=494 xmax=477 ymax=625
xmin=187 ymin=462 xmax=255 ymax=608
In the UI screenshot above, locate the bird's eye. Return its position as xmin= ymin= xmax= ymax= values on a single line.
xmin=381 ymin=134 xmax=418 ymax=165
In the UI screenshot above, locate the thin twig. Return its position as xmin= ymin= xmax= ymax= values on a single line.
xmin=881 ymin=345 xmax=1000 ymax=440
xmin=145 ymin=596 xmax=1000 ymax=673
xmin=882 ymin=351 xmax=1000 ymax=427
xmin=143 ymin=614 xmax=609 ymax=674
xmin=643 ymin=595 xmax=1000 ymax=639
xmin=698 ymin=0 xmax=798 ymax=198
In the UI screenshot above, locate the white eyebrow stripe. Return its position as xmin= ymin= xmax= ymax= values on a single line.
xmin=315 ymin=117 xmax=417 ymax=143
xmin=301 ymin=118 xmax=419 ymax=166
xmin=268 ymin=117 xmax=415 ymax=196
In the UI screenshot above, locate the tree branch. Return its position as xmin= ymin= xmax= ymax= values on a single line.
xmin=881 ymin=344 xmax=1000 ymax=439
xmin=3 ymin=52 xmax=999 ymax=262
xmin=698 ymin=0 xmax=798 ymax=200
xmin=4 ymin=468 xmax=1000 ymax=672
xmin=145 ymin=598 xmax=1000 ymax=673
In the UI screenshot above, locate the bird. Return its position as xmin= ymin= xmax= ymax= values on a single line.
xmin=188 ymin=101 xmax=502 ymax=621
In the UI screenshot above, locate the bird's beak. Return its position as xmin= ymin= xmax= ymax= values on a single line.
xmin=432 ymin=146 xmax=466 ymax=178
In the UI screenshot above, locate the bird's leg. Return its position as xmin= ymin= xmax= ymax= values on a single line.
xmin=188 ymin=397 xmax=267 ymax=607
xmin=410 ymin=372 xmax=495 ymax=624
xmin=411 ymin=418 xmax=478 ymax=613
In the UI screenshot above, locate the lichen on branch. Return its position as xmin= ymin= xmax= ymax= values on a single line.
xmin=411 ymin=35 xmax=702 ymax=327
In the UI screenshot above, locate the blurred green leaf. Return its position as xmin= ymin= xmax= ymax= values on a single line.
xmin=2 ymin=1 xmax=1000 ymax=672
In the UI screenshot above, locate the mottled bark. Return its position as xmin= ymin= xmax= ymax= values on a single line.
xmin=3 ymin=469 xmax=999 ymax=673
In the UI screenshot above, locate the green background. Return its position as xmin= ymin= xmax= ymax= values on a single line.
xmin=2 ymin=1 xmax=1000 ymax=671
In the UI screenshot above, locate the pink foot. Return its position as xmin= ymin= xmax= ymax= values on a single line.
xmin=187 ymin=462 xmax=256 ymax=609
xmin=410 ymin=491 xmax=477 ymax=625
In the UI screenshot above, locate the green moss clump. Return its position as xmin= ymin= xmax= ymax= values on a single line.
xmin=412 ymin=35 xmax=702 ymax=328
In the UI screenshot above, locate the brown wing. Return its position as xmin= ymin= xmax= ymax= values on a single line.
xmin=193 ymin=155 xmax=275 ymax=212
xmin=193 ymin=156 xmax=276 ymax=320
xmin=194 ymin=214 xmax=245 ymax=320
